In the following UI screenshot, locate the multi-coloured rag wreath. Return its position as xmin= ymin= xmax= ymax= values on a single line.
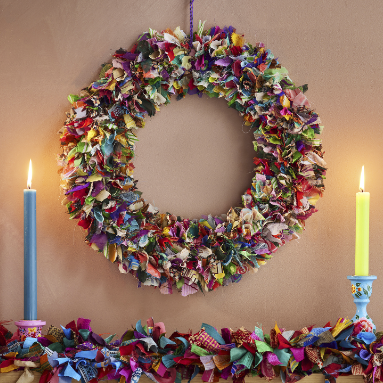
xmin=58 ymin=22 xmax=326 ymax=295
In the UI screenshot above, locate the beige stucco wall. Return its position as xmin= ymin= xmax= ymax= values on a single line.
xmin=1 ymin=0 xmax=383 ymax=335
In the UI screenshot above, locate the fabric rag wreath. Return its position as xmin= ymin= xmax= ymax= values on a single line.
xmin=58 ymin=22 xmax=326 ymax=296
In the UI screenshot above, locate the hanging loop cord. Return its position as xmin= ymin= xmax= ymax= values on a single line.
xmin=189 ymin=0 xmax=195 ymax=42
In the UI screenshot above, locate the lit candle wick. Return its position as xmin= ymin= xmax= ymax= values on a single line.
xmin=359 ymin=165 xmax=364 ymax=193
xmin=27 ymin=159 xmax=32 ymax=189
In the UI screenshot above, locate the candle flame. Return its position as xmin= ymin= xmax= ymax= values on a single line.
xmin=27 ymin=159 xmax=32 ymax=189
xmin=359 ymin=166 xmax=364 ymax=192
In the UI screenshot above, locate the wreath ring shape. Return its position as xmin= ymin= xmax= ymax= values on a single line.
xmin=58 ymin=23 xmax=326 ymax=296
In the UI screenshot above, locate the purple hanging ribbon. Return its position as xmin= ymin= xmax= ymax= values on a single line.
xmin=189 ymin=0 xmax=194 ymax=41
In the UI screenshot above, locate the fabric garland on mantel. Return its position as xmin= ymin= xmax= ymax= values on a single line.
xmin=0 ymin=316 xmax=379 ymax=383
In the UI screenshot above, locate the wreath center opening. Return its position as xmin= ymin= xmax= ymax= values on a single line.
xmin=134 ymin=95 xmax=254 ymax=220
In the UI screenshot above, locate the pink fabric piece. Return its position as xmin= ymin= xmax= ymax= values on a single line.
xmin=154 ymin=322 xmax=166 ymax=335
xmin=260 ymin=358 xmax=275 ymax=379
xmin=184 ymin=349 xmax=200 ymax=360
xmin=77 ymin=318 xmax=92 ymax=331
xmin=266 ymin=351 xmax=281 ymax=366
xmin=50 ymin=367 xmax=61 ymax=383
xmin=119 ymin=367 xmax=132 ymax=382
xmin=251 ymin=331 xmax=261 ymax=341
xmin=181 ymin=283 xmax=198 ymax=297
xmin=292 ymin=92 xmax=310 ymax=107
xmin=201 ymin=369 xmax=215 ymax=382
xmin=159 ymin=282 xmax=173 ymax=295
xmin=130 ymin=358 xmax=138 ymax=371
xmin=157 ymin=362 xmax=167 ymax=377
xmin=291 ymin=347 xmax=305 ymax=362
xmin=285 ymin=89 xmax=300 ymax=101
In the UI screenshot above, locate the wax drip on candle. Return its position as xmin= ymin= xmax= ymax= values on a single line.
xmin=27 ymin=159 xmax=32 ymax=190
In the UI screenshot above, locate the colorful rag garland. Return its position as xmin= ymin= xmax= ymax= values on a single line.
xmin=58 ymin=23 xmax=326 ymax=295
xmin=0 ymin=317 xmax=380 ymax=383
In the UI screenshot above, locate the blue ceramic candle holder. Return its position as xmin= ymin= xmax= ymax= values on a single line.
xmin=347 ymin=275 xmax=377 ymax=332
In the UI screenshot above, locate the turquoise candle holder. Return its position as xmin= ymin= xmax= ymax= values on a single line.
xmin=347 ymin=275 xmax=377 ymax=332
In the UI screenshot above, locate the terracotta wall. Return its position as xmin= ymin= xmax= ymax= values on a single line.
xmin=1 ymin=0 xmax=383 ymax=335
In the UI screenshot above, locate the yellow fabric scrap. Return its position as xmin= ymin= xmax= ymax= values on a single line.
xmin=331 ymin=318 xmax=353 ymax=338
xmin=4 ymin=352 xmax=17 ymax=358
xmin=123 ymin=114 xmax=137 ymax=129
xmin=152 ymin=359 xmax=161 ymax=372
xmin=115 ymin=134 xmax=128 ymax=147
xmin=215 ymin=272 xmax=225 ymax=279
xmin=95 ymin=189 xmax=110 ymax=201
xmin=213 ymin=85 xmax=226 ymax=96
xmin=201 ymin=220 xmax=212 ymax=229
xmin=173 ymin=26 xmax=185 ymax=42
xmin=121 ymin=82 xmax=134 ymax=94
xmin=173 ymin=81 xmax=181 ymax=89
xmin=113 ymin=68 xmax=124 ymax=79
xmin=231 ymin=32 xmax=245 ymax=47
xmin=91 ymin=243 xmax=100 ymax=252
xmin=87 ymin=174 xmax=103 ymax=182
xmin=117 ymin=245 xmax=123 ymax=262
xmin=106 ymin=79 xmax=117 ymax=91
xmin=274 ymin=322 xmax=282 ymax=335
xmin=289 ymin=357 xmax=299 ymax=373
xmin=87 ymin=129 xmax=97 ymax=141
xmin=77 ymin=168 xmax=87 ymax=176
xmin=162 ymin=227 xmax=171 ymax=237
xmin=280 ymin=95 xmax=290 ymax=108
xmin=0 ymin=364 xmax=17 ymax=373
xmin=181 ymin=55 xmax=192 ymax=70
xmin=307 ymin=193 xmax=320 ymax=206
xmin=108 ymin=244 xmax=117 ymax=263
xmin=173 ymin=47 xmax=186 ymax=56
xmin=320 ymin=348 xmax=326 ymax=360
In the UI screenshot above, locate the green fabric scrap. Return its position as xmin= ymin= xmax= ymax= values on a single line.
xmin=238 ymin=352 xmax=254 ymax=369
xmin=254 ymin=340 xmax=273 ymax=353
xmin=230 ymin=347 xmax=247 ymax=362
xmin=273 ymin=349 xmax=291 ymax=367
xmin=253 ymin=326 xmax=264 ymax=341
xmin=104 ymin=334 xmax=116 ymax=344
xmin=63 ymin=337 xmax=75 ymax=348
xmin=176 ymin=278 xmax=184 ymax=289
xmin=254 ymin=352 xmax=263 ymax=367
xmin=78 ymin=329 xmax=90 ymax=341
xmin=190 ymin=343 xmax=213 ymax=356
xmin=68 ymin=94 xmax=80 ymax=104
xmin=48 ymin=342 xmax=64 ymax=353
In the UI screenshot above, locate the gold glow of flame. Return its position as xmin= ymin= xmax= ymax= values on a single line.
xmin=359 ymin=166 xmax=365 ymax=192
xmin=27 ymin=159 xmax=32 ymax=189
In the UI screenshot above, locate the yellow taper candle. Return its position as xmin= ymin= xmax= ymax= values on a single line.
xmin=355 ymin=166 xmax=370 ymax=276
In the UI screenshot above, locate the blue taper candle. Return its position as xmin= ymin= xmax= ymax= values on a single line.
xmin=24 ymin=160 xmax=37 ymax=320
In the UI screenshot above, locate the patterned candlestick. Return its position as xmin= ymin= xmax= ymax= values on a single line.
xmin=347 ymin=275 xmax=377 ymax=332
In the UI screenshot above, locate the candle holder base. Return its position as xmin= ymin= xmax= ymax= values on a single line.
xmin=347 ymin=275 xmax=377 ymax=333
xmin=15 ymin=320 xmax=46 ymax=341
